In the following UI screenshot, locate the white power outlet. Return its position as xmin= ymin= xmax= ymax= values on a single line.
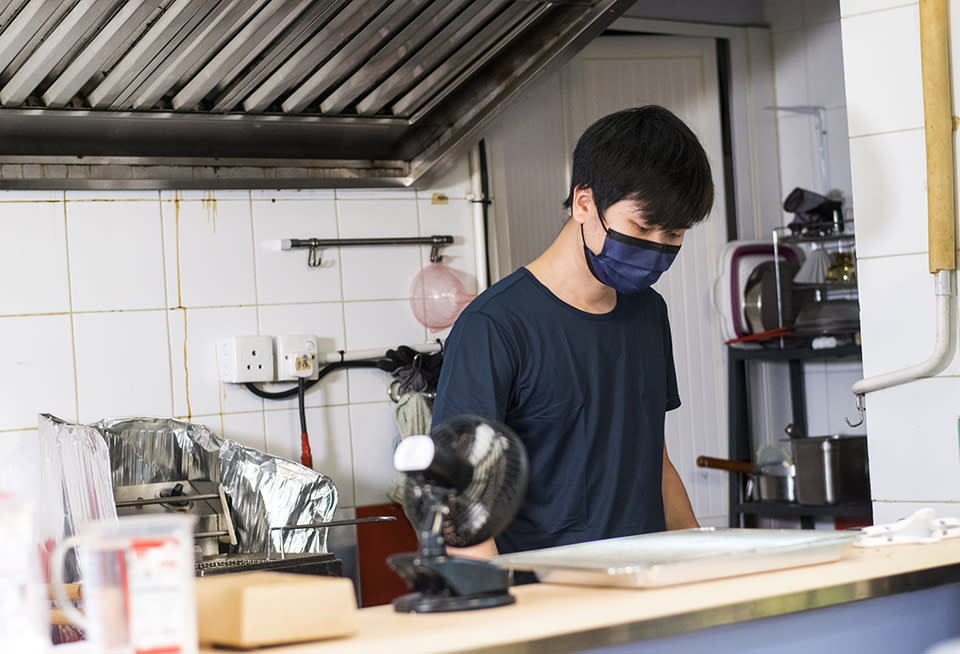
xmin=217 ymin=336 xmax=275 ymax=383
xmin=276 ymin=334 xmax=319 ymax=380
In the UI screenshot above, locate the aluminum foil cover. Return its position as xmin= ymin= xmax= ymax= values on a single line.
xmin=44 ymin=416 xmax=337 ymax=555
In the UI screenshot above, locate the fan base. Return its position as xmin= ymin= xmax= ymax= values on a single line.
xmin=392 ymin=590 xmax=515 ymax=613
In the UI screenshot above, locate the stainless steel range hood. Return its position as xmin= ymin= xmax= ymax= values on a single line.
xmin=0 ymin=0 xmax=633 ymax=189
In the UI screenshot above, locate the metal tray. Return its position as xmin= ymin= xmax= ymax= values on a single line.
xmin=490 ymin=527 xmax=856 ymax=588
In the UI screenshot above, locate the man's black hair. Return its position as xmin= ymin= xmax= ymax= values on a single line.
xmin=562 ymin=105 xmax=714 ymax=230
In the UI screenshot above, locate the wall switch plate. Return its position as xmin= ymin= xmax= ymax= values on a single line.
xmin=218 ymin=336 xmax=275 ymax=383
xmin=276 ymin=334 xmax=319 ymax=380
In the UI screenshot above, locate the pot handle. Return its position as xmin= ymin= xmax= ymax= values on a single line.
xmin=696 ymin=456 xmax=753 ymax=474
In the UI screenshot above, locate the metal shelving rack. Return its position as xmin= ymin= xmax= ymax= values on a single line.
xmin=726 ymin=344 xmax=871 ymax=529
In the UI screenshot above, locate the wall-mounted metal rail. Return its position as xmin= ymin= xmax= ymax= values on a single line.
xmin=280 ymin=235 xmax=454 ymax=267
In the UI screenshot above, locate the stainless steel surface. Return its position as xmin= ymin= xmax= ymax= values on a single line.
xmin=114 ymin=479 xmax=237 ymax=558
xmin=790 ymin=435 xmax=870 ymax=505
xmin=492 ymin=528 xmax=855 ymax=588
xmin=456 ymin=563 xmax=960 ymax=654
xmin=0 ymin=0 xmax=635 ymax=188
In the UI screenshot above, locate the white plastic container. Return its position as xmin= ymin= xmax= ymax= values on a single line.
xmin=51 ymin=514 xmax=198 ymax=654
xmin=0 ymin=493 xmax=49 ymax=653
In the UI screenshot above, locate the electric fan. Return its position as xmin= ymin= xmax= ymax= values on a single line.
xmin=389 ymin=415 xmax=528 ymax=613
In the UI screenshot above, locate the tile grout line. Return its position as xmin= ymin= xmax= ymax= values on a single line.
xmin=848 ymin=125 xmax=924 ymax=140
xmin=0 ymin=297 xmax=425 ymax=319
xmin=61 ymin=191 xmax=81 ymax=424
xmin=333 ymin=190 xmax=358 ymax=503
xmin=157 ymin=189 xmax=177 ymax=420
xmin=246 ymin=189 xmax=268 ymax=448
xmin=840 ymin=2 xmax=918 ymax=21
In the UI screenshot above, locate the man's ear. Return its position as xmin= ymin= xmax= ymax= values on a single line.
xmin=570 ymin=186 xmax=594 ymax=225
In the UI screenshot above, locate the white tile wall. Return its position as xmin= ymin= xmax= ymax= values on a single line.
xmin=343 ymin=300 xmax=427 ymax=351
xmin=841 ymin=4 xmax=923 ymax=137
xmin=221 ymin=411 xmax=267 ymax=452
xmin=0 ymin=314 xmax=76 ymax=429
xmin=839 ymin=0 xmax=916 ymax=18
xmin=856 ymin=254 xmax=940 ymax=378
xmin=73 ymin=310 xmax=173 ymax=423
xmin=0 ymin=200 xmax=70 ymax=316
xmin=349 ymin=402 xmax=401 ymax=507
xmin=0 ymin=430 xmax=44 ymax=498
xmin=167 ymin=306 xmax=263 ymax=417
xmin=849 ymin=128 xmax=928 ymax=258
xmin=839 ymin=0 xmax=960 ymax=512
xmin=67 ymin=200 xmax=166 ymax=311
xmin=161 ymin=198 xmax=257 ymax=308
xmin=264 ymin=405 xmax=356 ymax=507
xmin=865 ymin=379 xmax=960 ymax=503
xmin=251 ymin=198 xmax=342 ymax=304
xmin=0 ymin=172 xmax=475 ymax=512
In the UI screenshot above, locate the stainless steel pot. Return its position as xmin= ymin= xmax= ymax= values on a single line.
xmin=696 ymin=456 xmax=796 ymax=502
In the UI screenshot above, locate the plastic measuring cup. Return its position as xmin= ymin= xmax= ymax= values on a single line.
xmin=51 ymin=514 xmax=198 ymax=654
xmin=0 ymin=493 xmax=49 ymax=653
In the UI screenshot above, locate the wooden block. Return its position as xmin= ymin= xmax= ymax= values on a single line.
xmin=196 ymin=571 xmax=356 ymax=649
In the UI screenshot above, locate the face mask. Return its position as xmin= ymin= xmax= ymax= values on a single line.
xmin=581 ymin=208 xmax=680 ymax=294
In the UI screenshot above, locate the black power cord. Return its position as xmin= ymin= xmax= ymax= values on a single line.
xmin=243 ymin=358 xmax=381 ymax=400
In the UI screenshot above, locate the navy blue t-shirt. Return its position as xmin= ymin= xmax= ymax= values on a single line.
xmin=432 ymin=267 xmax=681 ymax=554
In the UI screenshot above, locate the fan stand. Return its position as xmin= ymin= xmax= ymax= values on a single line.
xmin=387 ymin=487 xmax=515 ymax=613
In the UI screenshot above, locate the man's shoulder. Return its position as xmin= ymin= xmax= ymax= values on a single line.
xmin=463 ymin=268 xmax=540 ymax=317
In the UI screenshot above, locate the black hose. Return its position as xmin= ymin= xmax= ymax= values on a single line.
xmin=297 ymin=377 xmax=307 ymax=435
xmin=244 ymin=358 xmax=382 ymax=400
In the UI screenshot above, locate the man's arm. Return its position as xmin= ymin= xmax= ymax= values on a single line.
xmin=662 ymin=445 xmax=699 ymax=530
xmin=447 ymin=539 xmax=498 ymax=560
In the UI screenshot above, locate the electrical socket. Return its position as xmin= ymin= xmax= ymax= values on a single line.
xmin=276 ymin=334 xmax=319 ymax=380
xmin=217 ymin=336 xmax=275 ymax=383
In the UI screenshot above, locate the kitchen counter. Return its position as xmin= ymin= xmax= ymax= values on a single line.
xmin=199 ymin=537 xmax=960 ymax=654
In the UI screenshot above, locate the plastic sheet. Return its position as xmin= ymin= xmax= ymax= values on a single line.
xmin=94 ymin=417 xmax=337 ymax=555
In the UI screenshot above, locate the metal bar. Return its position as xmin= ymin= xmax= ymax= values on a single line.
xmin=320 ymin=0 xmax=470 ymax=115
xmin=283 ymin=235 xmax=453 ymax=249
xmin=269 ymin=516 xmax=397 ymax=533
xmin=281 ymin=0 xmax=430 ymax=114
xmin=242 ymin=0 xmax=390 ymax=113
xmin=0 ymin=0 xmax=116 ymax=106
xmin=397 ymin=4 xmax=545 ymax=120
xmin=115 ymin=493 xmax=223 ymax=508
xmin=110 ymin=0 xmax=217 ymax=110
xmin=173 ymin=0 xmax=315 ymax=111
xmin=0 ymin=0 xmax=59 ymax=84
xmin=130 ymin=0 xmax=268 ymax=110
xmin=86 ymin=0 xmax=207 ymax=108
xmin=42 ymin=0 xmax=157 ymax=107
xmin=355 ymin=0 xmax=508 ymax=116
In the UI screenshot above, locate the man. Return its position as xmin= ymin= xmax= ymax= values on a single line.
xmin=432 ymin=105 xmax=713 ymax=558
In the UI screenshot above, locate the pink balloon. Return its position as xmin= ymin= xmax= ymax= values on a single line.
xmin=409 ymin=263 xmax=474 ymax=332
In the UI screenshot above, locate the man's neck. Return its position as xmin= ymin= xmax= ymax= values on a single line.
xmin=525 ymin=221 xmax=616 ymax=314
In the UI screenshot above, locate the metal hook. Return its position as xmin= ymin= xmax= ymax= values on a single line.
xmin=844 ymin=394 xmax=866 ymax=428
xmin=307 ymin=245 xmax=322 ymax=267
xmin=429 ymin=244 xmax=443 ymax=263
